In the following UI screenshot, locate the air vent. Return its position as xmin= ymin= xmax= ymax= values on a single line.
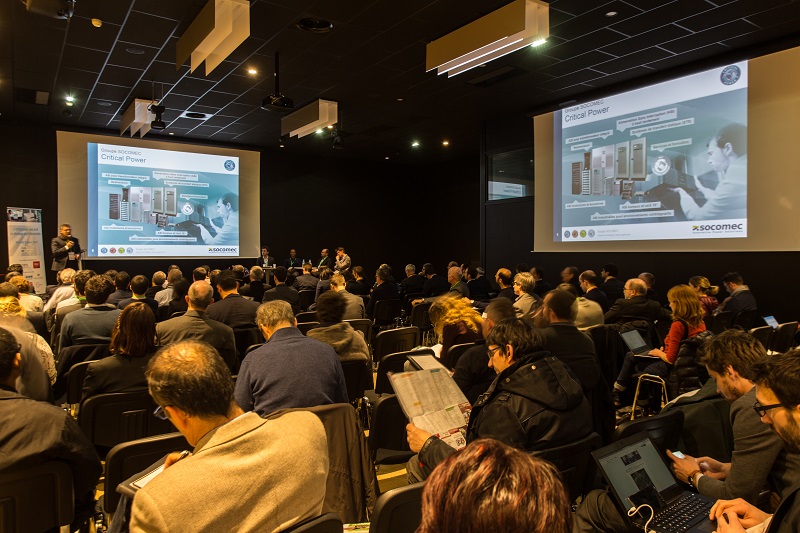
xmin=180 ymin=111 xmax=209 ymax=120
xmin=296 ymin=18 xmax=334 ymax=33
xmin=15 ymin=88 xmax=50 ymax=105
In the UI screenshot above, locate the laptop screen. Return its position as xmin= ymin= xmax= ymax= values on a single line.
xmin=594 ymin=435 xmax=678 ymax=509
xmin=619 ymin=329 xmax=650 ymax=354
xmin=763 ymin=315 xmax=779 ymax=329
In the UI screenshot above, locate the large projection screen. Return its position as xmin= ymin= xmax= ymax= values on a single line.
xmin=56 ymin=131 xmax=260 ymax=259
xmin=533 ymin=46 xmax=800 ymax=252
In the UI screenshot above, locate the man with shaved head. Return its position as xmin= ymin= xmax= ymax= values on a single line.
xmin=603 ymin=277 xmax=670 ymax=325
xmin=156 ymin=281 xmax=237 ymax=371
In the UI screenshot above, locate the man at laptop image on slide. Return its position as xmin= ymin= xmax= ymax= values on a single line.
xmin=197 ymin=192 xmax=239 ymax=246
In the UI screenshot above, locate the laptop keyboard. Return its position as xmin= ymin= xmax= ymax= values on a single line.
xmin=651 ymin=493 xmax=712 ymax=532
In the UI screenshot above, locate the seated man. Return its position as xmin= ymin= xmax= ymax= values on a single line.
xmin=421 ymin=263 xmax=450 ymax=298
xmin=366 ymin=267 xmax=399 ymax=319
xmin=262 ymin=266 xmax=300 ymax=315
xmin=0 ymin=327 xmax=102 ymax=530
xmin=293 ymin=263 xmax=319 ymax=292
xmin=106 ymin=271 xmax=132 ymax=307
xmin=130 ymin=340 xmax=329 ymax=532
xmin=207 ymin=270 xmax=260 ymax=328
xmin=117 ymin=274 xmax=158 ymax=312
xmin=400 ymin=264 xmax=425 ymax=299
xmin=603 ymin=278 xmax=669 ymax=324
xmin=494 ymin=268 xmax=515 ymax=302
xmin=239 ymin=265 xmax=270 ymax=303
xmin=51 ymin=269 xmax=94 ymax=347
xmin=8 ymin=275 xmax=43 ymax=312
xmin=235 ymin=300 xmax=348 ymax=416
xmin=715 ymin=271 xmax=757 ymax=316
xmin=59 ymin=274 xmax=122 ymax=351
xmin=329 ymin=274 xmax=365 ymax=320
xmin=579 ymin=270 xmax=609 ymax=313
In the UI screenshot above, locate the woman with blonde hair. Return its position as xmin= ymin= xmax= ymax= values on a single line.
xmin=429 ymin=294 xmax=482 ymax=369
xmin=689 ymin=275 xmax=719 ymax=317
xmin=612 ymin=284 xmax=706 ymax=406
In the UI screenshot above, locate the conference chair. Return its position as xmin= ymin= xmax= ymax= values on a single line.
xmin=282 ymin=513 xmax=343 ymax=533
xmin=373 ymin=348 xmax=435 ymax=396
xmin=298 ymin=290 xmax=316 ymax=312
xmin=368 ymin=394 xmax=415 ymax=467
xmin=369 ymin=483 xmax=425 ymax=533
xmin=0 ymin=461 xmax=74 ymax=533
xmin=707 ymin=311 xmax=734 ymax=334
xmin=103 ymin=432 xmax=190 ymax=515
xmin=78 ymin=391 xmax=174 ymax=451
xmin=749 ymin=325 xmax=774 ymax=351
xmin=295 ymin=311 xmax=318 ymax=323
xmin=232 ymin=325 xmax=261 ymax=363
xmin=341 ymin=359 xmax=371 ymax=412
xmin=26 ymin=310 xmax=48 ymax=339
xmin=345 ymin=318 xmax=373 ymax=348
xmin=372 ymin=327 xmax=420 ymax=365
xmin=297 ymin=321 xmax=320 ymax=335
xmin=244 ymin=342 xmax=264 ymax=358
xmin=54 ymin=343 xmax=111 ymax=400
xmin=732 ymin=309 xmax=760 ymax=331
xmin=66 ymin=360 xmax=93 ymax=417
xmin=612 ymin=410 xmax=685 ymax=456
xmin=536 ymin=432 xmax=603 ymax=502
xmin=372 ymin=299 xmax=402 ymax=329
xmin=770 ymin=321 xmax=798 ymax=353
xmin=408 ymin=301 xmax=433 ymax=345
xmin=442 ymin=342 xmax=475 ymax=370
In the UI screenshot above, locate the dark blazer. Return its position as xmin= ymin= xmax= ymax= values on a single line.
xmin=584 ymin=287 xmax=610 ymax=312
xmin=240 ymin=280 xmax=269 ymax=303
xmin=293 ymin=274 xmax=319 ymax=292
xmin=106 ymin=289 xmax=132 ymax=307
xmin=366 ymin=281 xmax=399 ymax=318
xmin=400 ymin=275 xmax=426 ymax=298
xmin=346 ymin=279 xmax=370 ymax=296
xmin=257 ymin=255 xmax=276 ymax=268
xmin=263 ymin=285 xmax=301 ymax=315
xmin=718 ymin=289 xmax=757 ymax=317
xmin=117 ymin=296 xmax=158 ymax=313
xmin=283 ymin=257 xmax=302 ymax=269
xmin=81 ymin=352 xmax=155 ymax=400
xmin=51 ymin=235 xmax=80 ymax=271
xmin=599 ymin=277 xmax=625 ymax=302
xmin=466 ymin=277 xmax=492 ymax=301
xmin=451 ymin=340 xmax=496 ymax=404
xmin=422 ymin=275 xmax=450 ymax=297
xmin=155 ymin=310 xmax=237 ymax=371
xmin=532 ymin=279 xmax=552 ymax=298
xmin=604 ymin=296 xmax=670 ymax=324
xmin=497 ymin=287 xmax=516 ymax=302
xmin=315 ymin=256 xmax=334 ymax=271
xmin=207 ymin=293 xmax=261 ymax=328
xmin=144 ymin=285 xmax=163 ymax=299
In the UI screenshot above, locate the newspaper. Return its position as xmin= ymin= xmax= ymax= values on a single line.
xmin=389 ymin=368 xmax=471 ymax=450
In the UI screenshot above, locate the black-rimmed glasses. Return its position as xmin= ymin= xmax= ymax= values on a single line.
xmin=154 ymin=406 xmax=170 ymax=420
xmin=753 ymin=401 xmax=784 ymax=418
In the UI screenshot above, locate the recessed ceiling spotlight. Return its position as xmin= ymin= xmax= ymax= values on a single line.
xmin=65 ymin=101 xmax=74 ymax=107
xmin=397 ymin=98 xmax=403 ymax=102
xmin=97 ymin=100 xmax=112 ymax=107
xmin=605 ymin=11 xmax=618 ymax=17
xmin=168 ymin=132 xmax=174 ymax=135
xmin=126 ymin=47 xmax=145 ymax=55
xmin=91 ymin=18 xmax=102 ymax=28
xmin=530 ymin=38 xmax=547 ymax=47
xmin=279 ymin=142 xmax=285 ymax=148
xmin=411 ymin=141 xmax=420 ymax=147
xmin=247 ymin=68 xmax=257 ymax=75
xmin=442 ymin=140 xmax=449 ymax=146
xmin=385 ymin=156 xmax=390 ymax=160
xmin=315 ymin=129 xmax=324 ymax=134
xmin=296 ymin=18 xmax=334 ymax=33
xmin=65 ymin=95 xmax=74 ymax=102
xmin=327 ymin=125 xmax=334 ymax=129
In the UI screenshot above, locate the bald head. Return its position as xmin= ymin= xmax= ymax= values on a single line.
xmin=188 ymin=281 xmax=214 ymax=310
xmin=447 ymin=266 xmax=462 ymax=284
xmin=625 ymin=278 xmax=647 ymax=297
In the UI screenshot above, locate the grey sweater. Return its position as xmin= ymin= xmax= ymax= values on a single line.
xmin=306 ymin=322 xmax=370 ymax=364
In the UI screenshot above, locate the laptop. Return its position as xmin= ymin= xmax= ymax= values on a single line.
xmin=619 ymin=329 xmax=658 ymax=358
xmin=763 ymin=315 xmax=779 ymax=329
xmin=593 ymin=432 xmax=716 ymax=533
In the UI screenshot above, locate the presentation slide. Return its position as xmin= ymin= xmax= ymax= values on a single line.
xmin=553 ymin=62 xmax=747 ymax=243
xmin=87 ymin=143 xmax=240 ymax=258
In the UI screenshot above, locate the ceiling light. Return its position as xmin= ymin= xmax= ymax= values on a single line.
xmin=412 ymin=141 xmax=420 ymax=147
xmin=296 ymin=18 xmax=334 ymax=33
xmin=65 ymin=101 xmax=73 ymax=107
xmin=385 ymin=156 xmax=390 ymax=160
xmin=605 ymin=11 xmax=618 ymax=17
xmin=97 ymin=101 xmax=112 ymax=107
xmin=177 ymin=0 xmax=250 ymax=75
xmin=247 ymin=68 xmax=257 ymax=75
xmin=327 ymin=125 xmax=334 ymax=129
xmin=126 ymin=47 xmax=145 ymax=55
xmin=65 ymin=95 xmax=74 ymax=102
xmin=168 ymin=132 xmax=174 ymax=135
xmin=530 ymin=38 xmax=547 ymax=47
xmin=397 ymin=98 xmax=403 ymax=102
xmin=281 ymin=99 xmax=338 ymax=139
xmin=442 ymin=140 xmax=449 ymax=146
xmin=426 ymin=0 xmax=549 ymax=77
xmin=91 ymin=18 xmax=103 ymax=27
xmin=315 ymin=129 xmax=324 ymax=134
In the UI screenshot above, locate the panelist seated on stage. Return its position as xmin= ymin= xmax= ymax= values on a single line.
xmin=313 ymin=248 xmax=334 ymax=273
xmin=257 ymin=246 xmax=276 ymax=268
xmin=283 ymin=249 xmax=302 ymax=270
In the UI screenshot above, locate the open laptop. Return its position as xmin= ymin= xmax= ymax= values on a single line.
xmin=763 ymin=315 xmax=779 ymax=329
xmin=593 ymin=432 xmax=716 ymax=533
xmin=619 ymin=329 xmax=658 ymax=358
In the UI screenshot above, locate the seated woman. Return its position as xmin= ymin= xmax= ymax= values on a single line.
xmin=612 ymin=284 xmax=706 ymax=406
xmin=306 ymin=291 xmax=370 ymax=364
xmin=165 ymin=278 xmax=190 ymax=318
xmin=81 ymin=302 xmax=157 ymax=400
xmin=418 ymin=438 xmax=572 ymax=533
xmin=429 ymin=294 xmax=482 ymax=369
xmin=689 ymin=275 xmax=719 ymax=318
xmin=512 ymin=272 xmax=540 ymax=318
xmin=406 ymin=318 xmax=592 ymax=483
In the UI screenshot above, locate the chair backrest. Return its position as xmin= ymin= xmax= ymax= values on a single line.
xmin=345 ymin=318 xmax=373 ymax=348
xmin=54 ymin=343 xmax=112 ymax=399
xmin=170 ymin=311 xmax=185 ymax=318
xmin=298 ymin=290 xmax=317 ymax=312
xmin=771 ymin=321 xmax=798 ymax=353
xmin=295 ymin=311 xmax=318 ymax=323
xmin=26 ymin=310 xmax=48 ymax=339
xmin=66 ymin=360 xmax=93 ymax=407
xmin=368 ymin=482 xmax=425 ymax=533
xmin=103 ymin=432 xmax=189 ymax=514
xmin=232 ymin=326 xmax=261 ymax=363
xmin=368 ymin=394 xmax=412 ymax=463
xmin=732 ymin=309 xmax=760 ymax=331
xmin=374 ymin=348 xmax=434 ymax=395
xmin=612 ymin=409 xmax=685 ymax=455
xmin=408 ymin=301 xmax=432 ymax=332
xmin=297 ymin=322 xmax=320 ymax=335
xmin=372 ymin=327 xmax=420 ymax=364
xmin=443 ymin=342 xmax=474 ymax=370
xmin=535 ymin=432 xmax=602 ymax=502
xmin=244 ymin=342 xmax=264 ymax=358
xmin=373 ymin=299 xmax=402 ymax=325
xmin=749 ymin=326 xmax=774 ymax=351
xmin=341 ymin=360 xmax=371 ymax=401
xmin=78 ymin=391 xmax=174 ymax=449
xmin=281 ymin=512 xmax=343 ymax=533
xmin=0 ymin=461 xmax=74 ymax=533
xmin=709 ymin=311 xmax=734 ymax=334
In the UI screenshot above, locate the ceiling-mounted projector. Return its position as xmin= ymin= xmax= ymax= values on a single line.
xmin=261 ymin=94 xmax=294 ymax=112
xmin=26 ymin=0 xmax=74 ymax=19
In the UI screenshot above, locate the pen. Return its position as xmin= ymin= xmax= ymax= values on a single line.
xmin=175 ymin=450 xmax=191 ymax=463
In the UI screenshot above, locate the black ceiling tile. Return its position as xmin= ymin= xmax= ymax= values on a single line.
xmin=645 ymin=43 xmax=729 ymax=70
xmin=544 ymin=29 xmax=626 ymax=62
xmin=547 ymin=7 xmax=577 ymax=28
xmin=378 ymin=42 xmax=427 ymax=73
xmin=199 ymin=114 xmax=236 ymax=128
xmin=233 ymin=90 xmax=264 ymax=106
xmin=583 ymin=65 xmax=656 ymax=88
xmin=161 ymin=93 xmax=199 ymax=113
xmin=218 ymin=102 xmax=253 ymax=117
xmin=536 ymin=68 xmax=601 ymax=91
xmin=549 ymin=0 xmax=613 ymax=17
xmin=171 ymin=76 xmax=217 ymax=97
xmin=195 ymin=91 xmax=237 ymax=109
xmin=248 ymin=2 xmax=298 ymax=40
xmin=594 ymin=46 xmax=674 ymax=74
xmin=721 ymin=19 xmax=799 ymax=50
xmin=223 ymin=37 xmax=269 ymax=64
xmin=98 ymin=64 xmax=144 ymax=87
xmin=212 ymin=73 xmax=259 ymax=95
xmin=92 ymin=83 xmax=134 ymax=103
xmin=308 ymin=25 xmax=382 ymax=59
xmin=350 ymin=0 xmax=444 ymax=28
xmin=210 ymin=131 xmax=241 ymax=141
xmin=57 ymin=68 xmax=100 ymax=91
xmin=118 ymin=12 xmax=180 ymax=48
xmin=232 ymin=110 xmax=268 ymax=126
xmin=601 ymin=24 xmax=691 ymax=57
xmin=169 ymin=117 xmax=205 ymax=129
xmin=81 ymin=110 xmax=117 ymax=124
xmin=661 ymin=19 xmax=756 ymax=54
xmin=188 ymin=59 xmax=241 ymax=83
xmin=186 ymin=125 xmax=222 ymax=136
xmin=610 ymin=0 xmax=705 ymax=37
xmin=538 ymin=50 xmax=617 ymax=78
xmin=145 ymin=61 xmax=190 ymax=86
xmin=159 ymin=108 xmax=182 ymax=121
xmin=550 ymin=1 xmax=637 ymax=41
xmin=746 ymin=1 xmax=800 ymax=28
xmin=14 ymin=68 xmax=55 ymax=91
xmin=108 ymin=43 xmax=160 ymax=70
xmin=132 ymin=0 xmax=202 ymax=21
xmin=73 ymin=0 xmax=133 ymax=25
xmin=67 ymin=19 xmax=121 ymax=52
xmin=156 ymin=37 xmax=181 ymax=65
xmin=679 ymin=0 xmax=784 ymax=33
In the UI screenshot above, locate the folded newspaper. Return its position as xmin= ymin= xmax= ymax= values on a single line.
xmin=389 ymin=367 xmax=472 ymax=450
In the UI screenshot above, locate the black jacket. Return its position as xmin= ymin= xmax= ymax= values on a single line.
xmin=466 ymin=277 xmax=492 ymax=301
xmin=422 ymin=275 xmax=450 ymax=297
xmin=604 ymin=296 xmax=670 ymax=324
xmin=263 ymin=285 xmax=301 ymax=315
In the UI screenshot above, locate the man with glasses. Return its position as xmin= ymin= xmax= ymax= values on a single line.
xmin=603 ymin=278 xmax=669 ymax=325
xmin=130 ymin=340 xmax=329 ymax=532
xmin=715 ymin=271 xmax=757 ymax=317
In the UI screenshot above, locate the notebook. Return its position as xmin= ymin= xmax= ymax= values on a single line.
xmin=619 ymin=329 xmax=657 ymax=357
xmin=593 ymin=432 xmax=716 ymax=533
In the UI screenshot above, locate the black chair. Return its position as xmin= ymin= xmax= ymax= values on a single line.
xmin=54 ymin=343 xmax=111 ymax=399
xmin=298 ymin=321 xmax=320 ymax=335
xmin=66 ymin=360 xmax=93 ymax=416
xmin=374 ymin=348 xmax=435 ymax=395
xmin=369 ymin=482 xmax=424 ymax=533
xmin=78 ymin=391 xmax=175 ymax=450
xmin=0 ymin=461 xmax=74 ymax=533
xmin=244 ymin=342 xmax=264 ymax=358
xmin=103 ymin=432 xmax=190 ymax=515
xmin=749 ymin=326 xmax=774 ymax=351
xmin=372 ymin=326 xmax=420 ymax=365
xmin=771 ymin=321 xmax=798 ymax=353
xmin=232 ymin=326 xmax=261 ymax=363
xmin=536 ymin=432 xmax=602 ymax=502
xmin=612 ymin=410 xmax=685 ymax=455
xmin=708 ymin=311 xmax=734 ymax=334
xmin=368 ymin=394 xmax=415 ymax=466
xmin=299 ymin=290 xmax=316 ymax=312
xmin=295 ymin=311 xmax=318 ymax=323
xmin=586 ymin=325 xmax=615 ymax=389
xmin=345 ymin=318 xmax=373 ymax=348
xmin=282 ymin=512 xmax=343 ymax=533
xmin=373 ymin=299 xmax=402 ymax=328
xmin=27 ymin=310 xmax=49 ymax=339
xmin=732 ymin=309 xmax=760 ymax=331
xmin=341 ymin=360 xmax=371 ymax=405
xmin=443 ymin=342 xmax=475 ymax=370
xmin=408 ymin=301 xmax=433 ymax=344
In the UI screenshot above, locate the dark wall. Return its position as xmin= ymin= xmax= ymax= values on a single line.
xmin=481 ymin=115 xmax=800 ymax=322
xmin=0 ymin=123 xmax=480 ymax=285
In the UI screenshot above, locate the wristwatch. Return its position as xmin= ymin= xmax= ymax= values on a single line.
xmin=688 ymin=469 xmax=704 ymax=488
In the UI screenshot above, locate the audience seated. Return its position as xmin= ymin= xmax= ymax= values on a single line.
xmin=81 ymin=302 xmax=157 ymax=400
xmin=8 ymin=275 xmax=43 ymax=312
xmin=164 ymin=278 xmax=190 ymax=318
xmin=689 ymin=275 xmax=719 ymax=318
xmin=239 ymin=265 xmax=270 ymax=303
xmin=129 ymin=340 xmax=329 ymax=532
xmin=306 ymin=291 xmax=370 ymax=364
xmin=207 ymin=270 xmax=260 ymax=328
xmin=638 ymin=271 xmax=662 ymax=304
xmin=0 ymin=295 xmax=37 ymax=335
xmin=59 ymin=275 xmax=122 ymax=351
xmin=366 ymin=267 xmax=399 ymax=318
xmin=447 ymin=266 xmax=470 ymax=298
xmin=329 ymin=274 xmax=365 ymax=319
xmin=400 ymin=264 xmax=426 ymax=299
xmin=314 ymin=267 xmax=334 ymax=304
xmin=43 ymin=268 xmax=76 ymax=312
xmin=464 ymin=267 xmax=491 ymax=302
xmin=0 ymin=327 xmax=102 ymax=530
xmin=262 ymin=266 xmax=301 ymax=314
xmin=560 ymin=265 xmax=582 ymax=295
xmin=144 ymin=271 xmax=166 ymax=299
xmin=557 ymin=283 xmax=604 ymax=329
xmin=494 ymin=268 xmax=515 ymax=302
xmin=430 ymin=294 xmax=482 ymax=369
xmin=154 ymin=268 xmax=183 ymax=307
xmin=421 ymin=263 xmax=449 ymax=297
xmin=293 ymin=263 xmax=319 ymax=292
xmin=530 ymin=266 xmax=552 ymax=298
xmin=0 ymin=313 xmax=53 ymax=401
xmin=598 ymin=263 xmax=625 ymax=302
xmin=604 ymin=278 xmax=670 ymax=325
xmin=235 ymin=300 xmax=347 ymax=416
xmin=716 ymin=271 xmax=757 ymax=316
xmin=512 ymin=272 xmax=540 ymax=318
xmin=579 ymin=270 xmax=609 ymax=312
xmin=106 ymin=271 xmax=132 ymax=307
xmin=418 ymin=438 xmax=571 ymax=533
xmin=346 ymin=266 xmax=370 ymax=296
xmin=192 ymin=266 xmax=207 ymax=283
xmin=406 ymin=318 xmax=592 ymax=482
xmin=117 ymin=274 xmax=158 ymax=312
xmin=50 ymin=269 xmax=94 ymax=347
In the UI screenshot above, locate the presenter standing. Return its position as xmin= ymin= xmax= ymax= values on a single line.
xmin=51 ymin=224 xmax=81 ymax=273
xmin=197 ymin=193 xmax=239 ymax=246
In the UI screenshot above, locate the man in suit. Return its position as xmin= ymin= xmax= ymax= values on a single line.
xmin=234 ymin=300 xmax=348 ymax=416
xmin=207 ymin=270 xmax=260 ymax=329
xmin=262 ymin=267 xmax=301 ymax=315
xmin=598 ymin=263 xmax=625 ymax=302
xmin=257 ymin=246 xmax=276 ymax=268
xmin=421 ymin=263 xmax=449 ymax=297
xmin=59 ymin=275 xmax=122 ymax=352
xmin=334 ymin=247 xmax=351 ymax=275
xmin=117 ymin=274 xmax=158 ymax=313
xmin=579 ymin=270 xmax=610 ymax=313
xmin=283 ymin=249 xmax=302 ymax=270
xmin=313 ymin=248 xmax=334 ymax=274
xmin=156 ymin=282 xmax=237 ymax=372
xmin=329 ymin=274 xmax=364 ymax=320
xmin=293 ymin=263 xmax=319 ymax=292
xmin=130 ymin=340 xmax=329 ymax=532
xmin=106 ymin=271 xmax=132 ymax=307
xmin=400 ymin=264 xmax=425 ymax=299
xmin=530 ymin=266 xmax=552 ymax=298
xmin=366 ymin=267 xmax=399 ymax=318
xmin=50 ymin=223 xmax=80 ymax=274
xmin=716 ymin=271 xmax=757 ymax=317
xmin=603 ymin=278 xmax=669 ymax=324
xmin=466 ymin=267 xmax=491 ymax=301
xmin=155 ymin=268 xmax=184 ymax=307
xmin=240 ymin=266 xmax=270 ymax=303
xmin=144 ymin=271 xmax=166 ymax=299
xmin=448 ymin=266 xmax=470 ymax=298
